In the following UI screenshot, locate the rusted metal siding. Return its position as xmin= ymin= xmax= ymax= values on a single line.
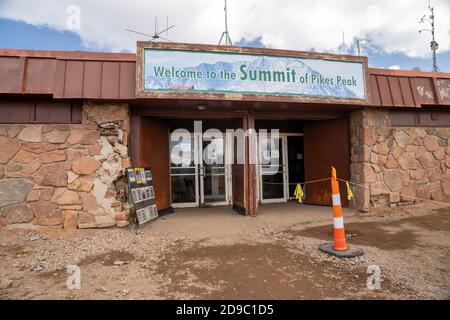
xmin=1 ymin=48 xmax=450 ymax=109
xmin=303 ymin=118 xmax=350 ymax=207
xmin=54 ymin=60 xmax=135 ymax=99
xmin=436 ymin=79 xmax=450 ymax=104
xmin=25 ymin=58 xmax=57 ymax=94
xmin=140 ymin=117 xmax=171 ymax=211
xmin=0 ymin=56 xmax=24 ymax=93
xmin=369 ymin=68 xmax=450 ymax=107
xmin=0 ymin=49 xmax=135 ymax=100
xmin=0 ymin=98 xmax=82 ymax=123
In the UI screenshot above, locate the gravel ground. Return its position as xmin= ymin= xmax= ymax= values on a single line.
xmin=0 ymin=202 xmax=449 ymax=300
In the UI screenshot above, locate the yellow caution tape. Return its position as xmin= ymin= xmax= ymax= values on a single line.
xmin=346 ymin=181 xmax=354 ymax=200
xmin=294 ymin=183 xmax=304 ymax=203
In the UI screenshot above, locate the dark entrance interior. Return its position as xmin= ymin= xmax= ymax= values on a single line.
xmin=287 ymin=136 xmax=305 ymax=198
xmin=134 ymin=103 xmax=351 ymax=214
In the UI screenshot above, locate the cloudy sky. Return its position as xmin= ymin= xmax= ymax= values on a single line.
xmin=0 ymin=0 xmax=449 ymax=72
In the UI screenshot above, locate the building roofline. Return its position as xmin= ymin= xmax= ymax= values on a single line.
xmin=369 ymin=67 xmax=450 ymax=79
xmin=0 ymin=48 xmax=136 ymax=62
xmin=1 ymin=47 xmax=449 ymax=79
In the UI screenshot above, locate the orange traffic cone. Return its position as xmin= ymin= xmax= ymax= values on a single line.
xmin=331 ymin=166 xmax=347 ymax=251
xmin=318 ymin=167 xmax=363 ymax=258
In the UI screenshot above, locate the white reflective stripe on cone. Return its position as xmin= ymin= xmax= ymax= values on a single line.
xmin=332 ymin=194 xmax=341 ymax=206
xmin=333 ymin=217 xmax=344 ymax=229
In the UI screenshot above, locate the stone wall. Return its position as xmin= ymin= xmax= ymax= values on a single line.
xmin=350 ymin=109 xmax=450 ymax=211
xmin=0 ymin=102 xmax=131 ymax=229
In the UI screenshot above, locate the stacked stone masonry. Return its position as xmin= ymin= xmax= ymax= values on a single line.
xmin=350 ymin=109 xmax=450 ymax=212
xmin=0 ymin=102 xmax=131 ymax=229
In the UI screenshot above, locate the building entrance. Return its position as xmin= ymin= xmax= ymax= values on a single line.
xmin=258 ymin=134 xmax=304 ymax=203
xmin=170 ymin=133 xmax=232 ymax=208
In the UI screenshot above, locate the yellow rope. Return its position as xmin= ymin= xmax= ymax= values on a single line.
xmin=261 ymin=175 xmax=450 ymax=208
xmin=262 ymin=177 xmax=331 ymax=186
xmin=337 ymin=178 xmax=450 ymax=208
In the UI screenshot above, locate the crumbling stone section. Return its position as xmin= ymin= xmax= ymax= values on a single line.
xmin=0 ymin=102 xmax=131 ymax=229
xmin=350 ymin=109 xmax=450 ymax=212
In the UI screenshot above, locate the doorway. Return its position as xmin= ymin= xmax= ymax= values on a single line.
xmin=170 ymin=133 xmax=232 ymax=208
xmin=258 ymin=134 xmax=304 ymax=203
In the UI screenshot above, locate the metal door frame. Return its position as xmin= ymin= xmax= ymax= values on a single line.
xmin=258 ymin=134 xmax=288 ymax=204
xmin=170 ymin=133 xmax=200 ymax=208
xmin=170 ymin=132 xmax=232 ymax=208
xmin=257 ymin=133 xmax=304 ymax=204
xmin=199 ymin=134 xmax=232 ymax=207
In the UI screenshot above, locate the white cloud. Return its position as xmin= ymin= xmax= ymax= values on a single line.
xmin=0 ymin=0 xmax=449 ymax=58
xmin=388 ymin=65 xmax=401 ymax=70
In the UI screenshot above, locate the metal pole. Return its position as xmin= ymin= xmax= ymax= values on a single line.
xmin=430 ymin=7 xmax=438 ymax=72
xmin=219 ymin=0 xmax=232 ymax=46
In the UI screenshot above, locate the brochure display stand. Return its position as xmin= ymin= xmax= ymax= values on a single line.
xmin=126 ymin=168 xmax=158 ymax=226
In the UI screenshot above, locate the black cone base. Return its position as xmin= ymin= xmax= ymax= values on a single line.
xmin=318 ymin=242 xmax=364 ymax=258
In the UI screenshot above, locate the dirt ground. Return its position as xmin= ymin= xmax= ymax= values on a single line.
xmin=0 ymin=202 xmax=449 ymax=300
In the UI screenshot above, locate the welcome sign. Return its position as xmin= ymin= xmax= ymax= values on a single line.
xmin=137 ymin=43 xmax=368 ymax=102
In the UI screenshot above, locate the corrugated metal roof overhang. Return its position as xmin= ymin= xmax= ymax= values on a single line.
xmin=1 ymin=48 xmax=449 ymax=107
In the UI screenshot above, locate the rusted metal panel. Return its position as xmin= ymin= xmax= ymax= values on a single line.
xmin=35 ymin=101 xmax=72 ymax=123
xmin=0 ymin=56 xmax=22 ymax=93
xmin=436 ymin=79 xmax=450 ymax=105
xmin=368 ymin=74 xmax=382 ymax=106
xmin=71 ymin=102 xmax=82 ymax=123
xmin=1 ymin=49 xmax=135 ymax=100
xmin=130 ymin=114 xmax=141 ymax=167
xmin=1 ymin=48 xmax=450 ymax=110
xmin=53 ymin=60 xmax=67 ymax=98
xmin=303 ymin=118 xmax=350 ymax=207
xmin=119 ymin=62 xmax=136 ymax=99
xmin=415 ymin=77 xmax=436 ymax=105
xmin=388 ymin=76 xmax=404 ymax=107
xmin=0 ymin=99 xmax=34 ymax=123
xmin=369 ymin=68 xmax=450 ymax=108
xmin=101 ymin=62 xmax=121 ymax=99
xmin=390 ymin=110 xmax=418 ymax=126
xmin=398 ymin=77 xmax=416 ymax=107
xmin=376 ymin=76 xmax=394 ymax=106
xmin=24 ymin=58 xmax=56 ymax=94
xmin=140 ymin=117 xmax=171 ymax=211
xmin=63 ymin=60 xmax=84 ymax=98
xmin=0 ymin=48 xmax=136 ymax=62
xmin=83 ymin=61 xmax=102 ymax=98
xmin=419 ymin=110 xmax=450 ymax=126
xmin=0 ymin=98 xmax=81 ymax=124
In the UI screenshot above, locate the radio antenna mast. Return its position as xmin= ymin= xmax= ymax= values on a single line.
xmin=419 ymin=0 xmax=440 ymax=72
xmin=218 ymin=0 xmax=233 ymax=46
xmin=126 ymin=16 xmax=175 ymax=44
xmin=342 ymin=31 xmax=346 ymax=55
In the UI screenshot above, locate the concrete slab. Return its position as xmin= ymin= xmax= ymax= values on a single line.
xmin=144 ymin=202 xmax=358 ymax=244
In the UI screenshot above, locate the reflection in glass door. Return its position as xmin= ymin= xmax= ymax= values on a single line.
xmin=259 ymin=136 xmax=288 ymax=203
xmin=170 ymin=135 xmax=199 ymax=208
xmin=200 ymin=137 xmax=229 ymax=206
xmin=170 ymin=133 xmax=231 ymax=208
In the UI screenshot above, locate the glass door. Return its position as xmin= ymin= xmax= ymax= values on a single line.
xmin=259 ymin=136 xmax=288 ymax=203
xmin=170 ymin=135 xmax=199 ymax=208
xmin=200 ymin=135 xmax=230 ymax=206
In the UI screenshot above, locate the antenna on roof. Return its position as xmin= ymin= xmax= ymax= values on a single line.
xmin=126 ymin=17 xmax=175 ymax=44
xmin=218 ymin=0 xmax=233 ymax=46
xmin=355 ymin=38 xmax=369 ymax=56
xmin=342 ymin=31 xmax=346 ymax=55
xmin=419 ymin=0 xmax=441 ymax=72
